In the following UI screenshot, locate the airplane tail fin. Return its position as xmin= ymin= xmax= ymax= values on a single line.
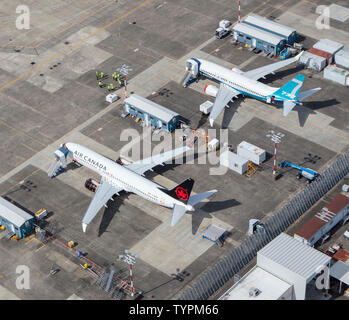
xmin=274 ymin=74 xmax=305 ymax=102
xmin=163 ymin=178 xmax=194 ymax=205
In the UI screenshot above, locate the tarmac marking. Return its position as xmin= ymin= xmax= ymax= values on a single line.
xmin=0 ymin=0 xmax=156 ymax=93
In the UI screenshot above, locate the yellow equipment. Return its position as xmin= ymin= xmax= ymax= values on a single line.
xmin=84 ymin=263 xmax=88 ymax=269
xmin=68 ymin=241 xmax=75 ymax=248
xmin=0 ymin=225 xmax=5 ymax=230
xmin=245 ymin=161 xmax=258 ymax=178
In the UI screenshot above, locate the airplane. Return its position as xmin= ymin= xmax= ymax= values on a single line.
xmin=182 ymin=52 xmax=321 ymax=126
xmin=48 ymin=143 xmax=217 ymax=232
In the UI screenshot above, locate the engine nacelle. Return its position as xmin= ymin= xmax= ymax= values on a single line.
xmin=186 ymin=58 xmax=199 ymax=76
xmin=204 ymin=85 xmax=219 ymax=97
xmin=230 ymin=67 xmax=244 ymax=75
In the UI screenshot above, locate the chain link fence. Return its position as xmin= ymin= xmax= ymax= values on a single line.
xmin=179 ymin=150 xmax=349 ymax=300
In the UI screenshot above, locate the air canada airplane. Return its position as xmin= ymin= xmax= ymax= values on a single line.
xmin=183 ymin=52 xmax=321 ymax=126
xmin=49 ymin=143 xmax=217 ymax=232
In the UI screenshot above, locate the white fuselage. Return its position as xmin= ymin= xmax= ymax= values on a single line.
xmin=198 ymin=59 xmax=280 ymax=102
xmin=65 ymin=143 xmax=192 ymax=211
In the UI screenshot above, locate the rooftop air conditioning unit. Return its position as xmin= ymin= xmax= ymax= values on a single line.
xmin=249 ymin=287 xmax=261 ymax=297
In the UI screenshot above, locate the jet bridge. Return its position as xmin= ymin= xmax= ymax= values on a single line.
xmin=47 ymin=144 xmax=71 ymax=178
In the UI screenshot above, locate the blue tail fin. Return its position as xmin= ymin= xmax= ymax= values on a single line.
xmin=273 ymin=74 xmax=305 ymax=101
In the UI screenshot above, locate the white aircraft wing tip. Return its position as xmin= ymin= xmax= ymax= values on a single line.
xmin=82 ymin=223 xmax=88 ymax=233
xmin=209 ymin=118 xmax=214 ymax=127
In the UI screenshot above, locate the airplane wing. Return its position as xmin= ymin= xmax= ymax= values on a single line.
xmin=243 ymin=51 xmax=303 ymax=81
xmin=125 ymin=145 xmax=191 ymax=176
xmin=209 ymin=84 xmax=240 ymax=126
xmin=82 ymin=177 xmax=123 ymax=232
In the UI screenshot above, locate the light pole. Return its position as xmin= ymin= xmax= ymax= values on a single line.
xmin=266 ymin=130 xmax=285 ymax=178
xmin=119 ymin=250 xmax=139 ymax=297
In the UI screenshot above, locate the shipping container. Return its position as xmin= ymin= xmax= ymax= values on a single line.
xmin=313 ymin=39 xmax=343 ymax=55
xmin=237 ymin=141 xmax=266 ymax=165
xmin=220 ymin=150 xmax=248 ymax=175
xmin=308 ymin=47 xmax=333 ymax=65
xmin=335 ymin=49 xmax=349 ymax=69
xmin=323 ymin=65 xmax=349 ymax=86
xmin=294 ymin=194 xmax=349 ymax=246
xmin=299 ymin=51 xmax=326 ymax=71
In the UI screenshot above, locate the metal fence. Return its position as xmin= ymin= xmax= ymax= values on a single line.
xmin=179 ymin=150 xmax=349 ymax=300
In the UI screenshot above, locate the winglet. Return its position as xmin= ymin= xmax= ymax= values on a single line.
xmin=82 ymin=223 xmax=88 ymax=233
xmin=209 ymin=118 xmax=214 ymax=127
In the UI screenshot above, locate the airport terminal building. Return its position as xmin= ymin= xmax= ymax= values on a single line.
xmin=124 ymin=94 xmax=179 ymax=133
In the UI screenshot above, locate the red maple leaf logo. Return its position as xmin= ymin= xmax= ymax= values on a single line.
xmin=175 ymin=187 xmax=188 ymax=200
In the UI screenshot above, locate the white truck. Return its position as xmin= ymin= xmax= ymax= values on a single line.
xmin=215 ymin=20 xmax=231 ymax=39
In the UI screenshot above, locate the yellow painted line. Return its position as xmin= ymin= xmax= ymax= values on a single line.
xmin=0 ymin=0 xmax=155 ymax=93
xmin=25 ymin=238 xmax=35 ymax=245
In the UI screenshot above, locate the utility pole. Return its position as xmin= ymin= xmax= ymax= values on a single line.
xmin=119 ymin=250 xmax=139 ymax=297
xmin=266 ymin=130 xmax=285 ymax=178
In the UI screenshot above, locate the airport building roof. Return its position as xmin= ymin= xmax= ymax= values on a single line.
xmin=330 ymin=261 xmax=349 ymax=286
xmin=233 ymin=22 xmax=284 ymax=46
xmin=244 ymin=14 xmax=296 ymax=37
xmin=258 ymin=233 xmax=331 ymax=280
xmin=0 ymin=197 xmax=33 ymax=227
xmin=219 ymin=266 xmax=293 ymax=300
xmin=124 ymin=94 xmax=178 ymax=123
xmin=295 ymin=194 xmax=349 ymax=241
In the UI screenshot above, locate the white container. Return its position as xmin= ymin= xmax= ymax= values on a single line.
xmin=313 ymin=39 xmax=343 ymax=55
xmin=323 ymin=65 xmax=349 ymax=86
xmin=35 ymin=208 xmax=47 ymax=219
xmin=220 ymin=150 xmax=248 ymax=174
xmin=335 ymin=49 xmax=349 ymax=69
xmin=219 ymin=20 xmax=231 ymax=29
xmin=200 ymin=101 xmax=213 ymax=114
xmin=237 ymin=141 xmax=266 ymax=165
xmin=106 ymin=93 xmax=119 ymax=103
xmin=299 ymin=52 xmax=326 ymax=71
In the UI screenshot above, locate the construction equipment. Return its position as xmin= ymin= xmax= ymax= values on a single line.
xmin=245 ymin=161 xmax=258 ymax=178
xmin=278 ymin=160 xmax=318 ymax=182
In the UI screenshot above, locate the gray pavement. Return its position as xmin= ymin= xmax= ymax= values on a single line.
xmin=0 ymin=0 xmax=348 ymax=300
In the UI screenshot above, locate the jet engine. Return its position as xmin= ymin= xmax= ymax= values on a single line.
xmin=186 ymin=58 xmax=200 ymax=76
xmin=204 ymin=84 xmax=219 ymax=97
